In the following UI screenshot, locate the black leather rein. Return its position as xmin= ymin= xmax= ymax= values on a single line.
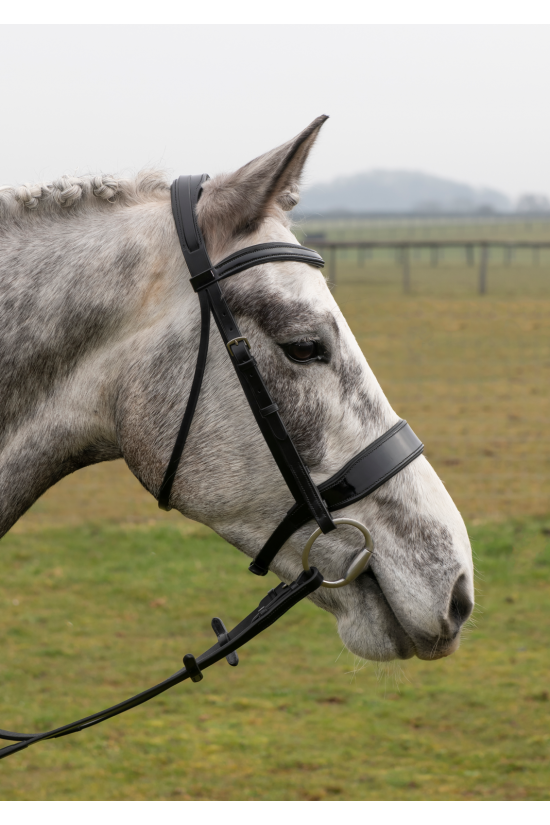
xmin=0 ymin=174 xmax=423 ymax=759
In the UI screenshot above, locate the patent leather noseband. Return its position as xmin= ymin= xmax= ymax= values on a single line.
xmin=0 ymin=175 xmax=423 ymax=759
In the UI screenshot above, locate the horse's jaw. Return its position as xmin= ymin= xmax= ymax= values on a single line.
xmin=333 ymin=568 xmax=418 ymax=662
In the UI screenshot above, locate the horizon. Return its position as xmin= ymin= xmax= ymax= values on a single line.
xmin=298 ymin=168 xmax=547 ymax=215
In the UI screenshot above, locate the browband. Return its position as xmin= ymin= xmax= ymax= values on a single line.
xmin=190 ymin=242 xmax=325 ymax=291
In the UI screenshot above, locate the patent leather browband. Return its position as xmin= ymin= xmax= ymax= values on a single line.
xmin=189 ymin=242 xmax=327 ymax=291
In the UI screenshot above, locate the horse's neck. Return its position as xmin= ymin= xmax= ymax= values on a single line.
xmin=0 ymin=199 xmax=181 ymax=536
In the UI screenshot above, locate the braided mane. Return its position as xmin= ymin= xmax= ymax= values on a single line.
xmin=0 ymin=170 xmax=170 ymax=223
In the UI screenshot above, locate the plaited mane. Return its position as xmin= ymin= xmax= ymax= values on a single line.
xmin=0 ymin=170 xmax=170 ymax=224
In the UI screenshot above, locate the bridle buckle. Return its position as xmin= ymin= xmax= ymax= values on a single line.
xmin=226 ymin=336 xmax=250 ymax=355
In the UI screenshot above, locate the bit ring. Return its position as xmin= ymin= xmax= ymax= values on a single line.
xmin=302 ymin=518 xmax=374 ymax=588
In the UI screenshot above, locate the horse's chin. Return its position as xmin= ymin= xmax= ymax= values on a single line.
xmin=335 ymin=567 xmax=462 ymax=663
xmin=413 ymin=633 xmax=461 ymax=660
xmin=335 ymin=567 xmax=416 ymax=662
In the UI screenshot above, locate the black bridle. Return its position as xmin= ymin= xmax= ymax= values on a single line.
xmin=0 ymin=175 xmax=423 ymax=760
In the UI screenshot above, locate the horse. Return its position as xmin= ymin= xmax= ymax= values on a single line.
xmin=0 ymin=115 xmax=473 ymax=665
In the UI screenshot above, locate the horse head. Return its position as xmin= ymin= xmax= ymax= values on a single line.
xmin=0 ymin=116 xmax=474 ymax=664
xmin=116 ymin=116 xmax=473 ymax=662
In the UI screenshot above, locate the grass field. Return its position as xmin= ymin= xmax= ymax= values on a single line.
xmin=1 ymin=244 xmax=549 ymax=800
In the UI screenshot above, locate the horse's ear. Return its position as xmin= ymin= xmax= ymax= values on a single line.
xmin=197 ymin=115 xmax=328 ymax=247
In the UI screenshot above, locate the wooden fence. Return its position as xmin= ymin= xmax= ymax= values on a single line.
xmin=305 ymin=240 xmax=550 ymax=294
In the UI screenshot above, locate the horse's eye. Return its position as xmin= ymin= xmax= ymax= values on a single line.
xmin=282 ymin=340 xmax=325 ymax=363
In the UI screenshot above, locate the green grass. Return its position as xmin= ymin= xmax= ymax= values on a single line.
xmin=338 ymin=280 xmax=549 ymax=521
xmin=0 ymin=518 xmax=549 ymax=800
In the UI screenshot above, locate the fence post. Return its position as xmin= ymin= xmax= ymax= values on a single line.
xmin=402 ymin=246 xmax=410 ymax=294
xmin=478 ymin=244 xmax=488 ymax=295
xmin=505 ymin=244 xmax=513 ymax=266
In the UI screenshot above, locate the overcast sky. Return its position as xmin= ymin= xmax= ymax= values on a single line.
xmin=1 ymin=24 xmax=550 ymax=200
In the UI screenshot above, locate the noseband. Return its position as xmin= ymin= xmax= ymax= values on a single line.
xmin=0 ymin=175 xmax=423 ymax=759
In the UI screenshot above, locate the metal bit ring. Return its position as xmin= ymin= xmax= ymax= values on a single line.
xmin=302 ymin=518 xmax=374 ymax=588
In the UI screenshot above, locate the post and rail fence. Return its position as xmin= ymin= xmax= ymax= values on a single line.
xmin=304 ymin=239 xmax=550 ymax=294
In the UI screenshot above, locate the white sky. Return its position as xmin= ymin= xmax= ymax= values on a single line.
xmin=1 ymin=24 xmax=550 ymax=199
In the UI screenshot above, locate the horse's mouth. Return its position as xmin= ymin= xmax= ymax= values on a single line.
xmin=351 ymin=563 xmax=415 ymax=660
xmin=359 ymin=564 xmax=461 ymax=661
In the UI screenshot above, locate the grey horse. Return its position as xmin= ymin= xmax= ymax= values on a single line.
xmin=0 ymin=116 xmax=473 ymax=662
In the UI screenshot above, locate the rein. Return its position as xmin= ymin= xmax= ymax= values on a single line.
xmin=0 ymin=175 xmax=423 ymax=760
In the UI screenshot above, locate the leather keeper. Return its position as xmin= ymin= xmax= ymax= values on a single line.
xmin=248 ymin=561 xmax=269 ymax=577
xmin=235 ymin=355 xmax=257 ymax=369
xmin=190 ymin=269 xmax=217 ymax=291
xmin=260 ymin=403 xmax=279 ymax=417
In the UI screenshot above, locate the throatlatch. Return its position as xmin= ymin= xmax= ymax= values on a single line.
xmin=0 ymin=174 xmax=424 ymax=759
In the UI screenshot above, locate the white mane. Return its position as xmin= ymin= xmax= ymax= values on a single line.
xmin=0 ymin=170 xmax=169 ymax=222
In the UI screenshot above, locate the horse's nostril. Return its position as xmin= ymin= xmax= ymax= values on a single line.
xmin=449 ymin=573 xmax=473 ymax=629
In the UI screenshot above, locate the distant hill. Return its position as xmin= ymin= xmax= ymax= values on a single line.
xmin=297 ymin=170 xmax=512 ymax=215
